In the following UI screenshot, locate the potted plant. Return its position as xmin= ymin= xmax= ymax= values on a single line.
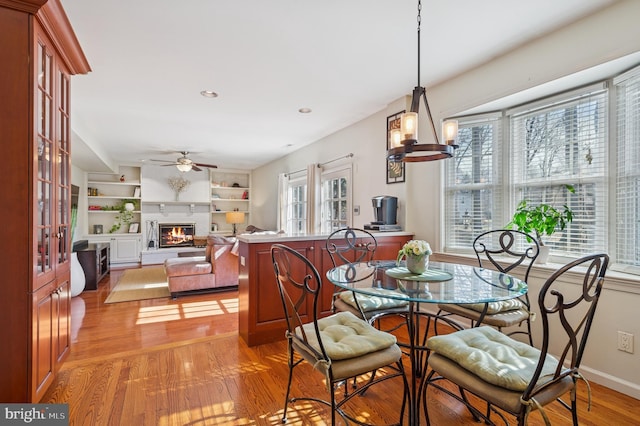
xmin=108 ymin=199 xmax=137 ymax=233
xmin=506 ymin=185 xmax=575 ymax=264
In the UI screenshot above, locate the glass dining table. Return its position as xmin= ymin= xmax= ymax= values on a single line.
xmin=326 ymin=260 xmax=528 ymax=426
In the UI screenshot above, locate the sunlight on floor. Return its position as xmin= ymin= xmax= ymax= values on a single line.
xmin=164 ymin=400 xmax=331 ymax=425
xmin=135 ymin=298 xmax=239 ymax=325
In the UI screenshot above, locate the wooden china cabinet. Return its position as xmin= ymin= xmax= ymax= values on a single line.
xmin=0 ymin=0 xmax=89 ymax=402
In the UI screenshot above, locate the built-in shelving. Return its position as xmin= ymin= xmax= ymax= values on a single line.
xmin=86 ymin=166 xmax=142 ymax=235
xmin=210 ymin=169 xmax=251 ymax=234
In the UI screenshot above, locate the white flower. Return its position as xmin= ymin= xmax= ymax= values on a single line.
xmin=400 ymin=240 xmax=432 ymax=258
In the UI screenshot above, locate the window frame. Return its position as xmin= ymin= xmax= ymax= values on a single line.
xmin=320 ymin=164 xmax=352 ymax=233
xmin=279 ymin=162 xmax=353 ymax=235
xmin=444 ymin=74 xmax=640 ymax=274
xmin=285 ymin=174 xmax=307 ymax=235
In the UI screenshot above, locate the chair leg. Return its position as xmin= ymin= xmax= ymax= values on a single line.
xmin=458 ymin=387 xmax=482 ymax=422
xmin=282 ymin=343 xmax=295 ymax=423
xmin=572 ymin=398 xmax=579 ymax=425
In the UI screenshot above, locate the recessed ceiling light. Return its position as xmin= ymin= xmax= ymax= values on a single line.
xmin=200 ymin=90 xmax=218 ymax=98
xmin=298 ymin=107 xmax=312 ymax=114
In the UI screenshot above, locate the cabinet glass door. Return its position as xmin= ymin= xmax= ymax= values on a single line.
xmin=36 ymin=38 xmax=54 ymax=280
xmin=56 ymin=66 xmax=71 ymax=267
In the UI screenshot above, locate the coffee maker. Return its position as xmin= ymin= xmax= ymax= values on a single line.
xmin=364 ymin=196 xmax=402 ymax=231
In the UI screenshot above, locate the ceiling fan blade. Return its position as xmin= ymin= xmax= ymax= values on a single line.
xmin=191 ymin=164 xmax=203 ymax=172
xmin=194 ymin=162 xmax=218 ymax=169
xmin=149 ymin=159 xmax=178 ymax=164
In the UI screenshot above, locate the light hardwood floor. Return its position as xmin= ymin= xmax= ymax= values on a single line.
xmin=42 ymin=267 xmax=639 ymax=425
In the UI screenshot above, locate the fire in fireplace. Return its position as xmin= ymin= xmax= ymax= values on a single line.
xmin=159 ymin=223 xmax=195 ymax=248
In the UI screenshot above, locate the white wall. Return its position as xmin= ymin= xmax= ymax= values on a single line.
xmin=251 ymin=0 xmax=640 ymax=398
xmin=140 ymin=165 xmax=211 ymax=247
xmin=252 ymin=96 xmax=409 ymax=231
xmin=71 ymin=163 xmax=87 ymax=243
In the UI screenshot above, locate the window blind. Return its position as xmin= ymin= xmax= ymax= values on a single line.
xmin=444 ymin=114 xmax=503 ymax=252
xmin=614 ymin=67 xmax=640 ymax=269
xmin=510 ymin=88 xmax=607 ymax=259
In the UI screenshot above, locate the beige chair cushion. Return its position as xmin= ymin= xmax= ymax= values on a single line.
xmin=338 ymin=288 xmax=409 ymax=312
xmin=463 ymin=299 xmax=524 ymax=314
xmin=298 ymin=311 xmax=397 ymax=360
xmin=438 ymin=303 xmax=530 ymax=328
xmin=426 ymin=326 xmax=560 ymax=391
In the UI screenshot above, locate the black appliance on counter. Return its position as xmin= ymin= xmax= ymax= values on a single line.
xmin=364 ymin=195 xmax=402 ymax=231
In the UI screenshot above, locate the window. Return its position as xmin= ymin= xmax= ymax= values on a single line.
xmin=510 ymin=86 xmax=607 ymax=259
xmin=615 ymin=67 xmax=640 ymax=272
xmin=286 ymin=176 xmax=307 ymax=234
xmin=444 ymin=114 xmax=502 ymax=253
xmin=445 ymin=78 xmax=622 ymax=267
xmin=321 ymin=166 xmax=352 ymax=233
xmin=279 ymin=162 xmax=352 ymax=235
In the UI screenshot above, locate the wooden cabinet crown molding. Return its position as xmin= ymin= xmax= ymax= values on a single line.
xmin=37 ymin=0 xmax=91 ymax=74
xmin=0 ymin=0 xmax=47 ymax=14
xmin=0 ymin=0 xmax=90 ymax=74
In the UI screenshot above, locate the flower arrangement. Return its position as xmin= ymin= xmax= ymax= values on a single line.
xmin=398 ymin=239 xmax=432 ymax=259
xmin=397 ymin=240 xmax=433 ymax=274
xmin=168 ymin=176 xmax=191 ymax=200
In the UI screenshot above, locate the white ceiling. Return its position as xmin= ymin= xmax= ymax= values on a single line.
xmin=61 ymin=0 xmax=618 ymax=172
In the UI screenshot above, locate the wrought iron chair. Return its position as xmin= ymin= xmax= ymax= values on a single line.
xmin=325 ymin=227 xmax=410 ymax=323
xmin=424 ymin=253 xmax=609 ymax=426
xmin=271 ymin=243 xmax=408 ymax=425
xmin=436 ymin=229 xmax=539 ymax=345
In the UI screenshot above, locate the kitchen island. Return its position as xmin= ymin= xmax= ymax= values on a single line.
xmin=236 ymin=231 xmax=413 ymax=346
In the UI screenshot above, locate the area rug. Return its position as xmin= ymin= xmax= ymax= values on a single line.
xmin=104 ymin=266 xmax=170 ymax=304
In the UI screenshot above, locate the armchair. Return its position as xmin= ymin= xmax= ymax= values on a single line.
xmin=164 ymin=235 xmax=239 ymax=298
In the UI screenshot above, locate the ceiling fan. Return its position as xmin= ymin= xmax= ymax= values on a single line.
xmin=149 ymin=151 xmax=217 ymax=172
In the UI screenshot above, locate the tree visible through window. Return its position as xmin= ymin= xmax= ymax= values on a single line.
xmin=445 ymin=85 xmax=607 ymax=263
xmin=444 ymin=115 xmax=502 ymax=252
xmin=512 ymin=90 xmax=606 ymax=257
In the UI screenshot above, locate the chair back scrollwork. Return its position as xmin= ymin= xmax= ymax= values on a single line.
xmin=326 ymin=227 xmax=378 ymax=267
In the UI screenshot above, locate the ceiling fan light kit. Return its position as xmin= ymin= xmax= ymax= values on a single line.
xmin=149 ymin=151 xmax=218 ymax=172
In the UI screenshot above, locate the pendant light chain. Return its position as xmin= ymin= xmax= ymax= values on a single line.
xmin=417 ymin=0 xmax=421 ymax=88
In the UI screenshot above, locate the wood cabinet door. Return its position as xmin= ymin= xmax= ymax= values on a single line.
xmin=54 ymin=58 xmax=72 ymax=281
xmin=33 ymin=26 xmax=57 ymax=290
xmin=375 ymin=235 xmax=412 ymax=260
xmin=33 ymin=22 xmax=72 ymax=292
xmin=53 ymin=272 xmax=71 ymax=364
xmin=31 ymin=282 xmax=55 ymax=402
xmin=313 ymin=240 xmax=342 ymax=318
xmin=111 ymin=237 xmax=141 ymax=263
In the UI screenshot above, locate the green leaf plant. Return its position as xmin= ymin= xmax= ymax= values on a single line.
xmin=108 ymin=199 xmax=137 ymax=233
xmin=506 ymin=184 xmax=575 ymax=247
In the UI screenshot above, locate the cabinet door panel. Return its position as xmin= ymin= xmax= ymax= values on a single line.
xmin=111 ymin=237 xmax=141 ymax=263
xmin=32 ymin=283 xmax=55 ymax=402
xmin=53 ymin=273 xmax=70 ymax=364
xmin=314 ymin=242 xmax=340 ymax=317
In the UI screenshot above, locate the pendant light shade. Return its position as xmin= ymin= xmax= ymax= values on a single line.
xmin=386 ymin=0 xmax=458 ymax=163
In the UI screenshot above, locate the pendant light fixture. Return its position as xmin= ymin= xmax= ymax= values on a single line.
xmin=387 ymin=0 xmax=458 ymax=163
